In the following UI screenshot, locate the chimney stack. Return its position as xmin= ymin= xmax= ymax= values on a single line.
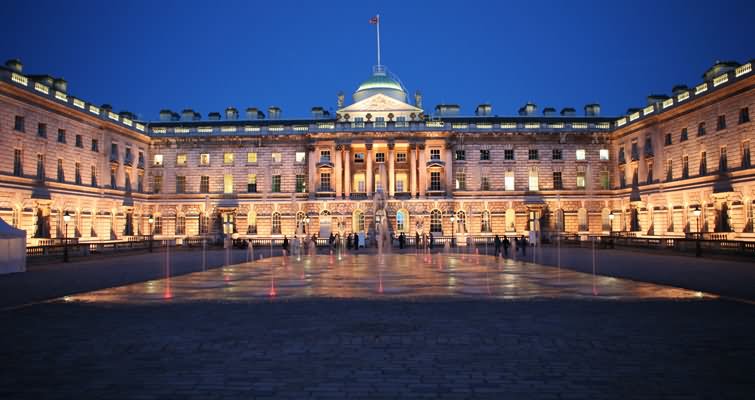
xmin=475 ymin=104 xmax=492 ymax=116
xmin=4 ymin=59 xmax=22 ymax=73
xmin=584 ymin=104 xmax=601 ymax=116
xmin=268 ymin=106 xmax=281 ymax=119
xmin=225 ymin=107 xmax=239 ymax=120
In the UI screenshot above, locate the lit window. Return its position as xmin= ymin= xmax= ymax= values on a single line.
xmin=153 ymin=154 xmax=163 ymax=166
xmin=576 ymin=149 xmax=586 ymax=161
xmin=200 ymin=153 xmax=210 ymax=166
xmin=247 ymin=174 xmax=257 ymax=193
xmin=223 ymin=174 xmax=233 ymax=193
xmin=504 ymin=170 xmax=515 ymax=191
xmin=176 ymin=154 xmax=187 ymax=166
xmin=576 ymin=171 xmax=586 ymax=188
xmin=455 ymin=171 xmax=466 ymax=190
xmin=295 ymin=152 xmax=305 ymax=163
xmin=599 ymin=149 xmax=609 ymax=160
xmin=272 ymin=152 xmax=282 ymax=163
xmin=247 ymin=152 xmax=258 ymax=163
xmin=528 ymin=167 xmax=539 ymax=191
xmin=224 ymin=152 xmax=234 ymax=165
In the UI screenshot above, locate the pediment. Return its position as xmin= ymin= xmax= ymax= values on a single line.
xmin=338 ymin=93 xmax=422 ymax=114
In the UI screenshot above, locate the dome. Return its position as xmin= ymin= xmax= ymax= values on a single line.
xmin=353 ymin=67 xmax=407 ymax=103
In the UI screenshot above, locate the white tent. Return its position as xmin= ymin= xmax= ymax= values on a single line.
xmin=0 ymin=217 xmax=26 ymax=274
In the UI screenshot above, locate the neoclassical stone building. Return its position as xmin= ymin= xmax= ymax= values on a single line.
xmin=1 ymin=59 xmax=753 ymax=245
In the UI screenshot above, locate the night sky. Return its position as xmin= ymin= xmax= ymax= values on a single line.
xmin=2 ymin=0 xmax=753 ymax=120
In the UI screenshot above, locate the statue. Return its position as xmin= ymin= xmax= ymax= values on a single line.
xmin=337 ymin=91 xmax=344 ymax=108
xmin=414 ymin=90 xmax=422 ymax=108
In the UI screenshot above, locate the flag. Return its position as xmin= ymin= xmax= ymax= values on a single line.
xmin=369 ymin=15 xmax=379 ymax=25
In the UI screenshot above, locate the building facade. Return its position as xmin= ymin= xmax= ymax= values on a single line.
xmin=1 ymin=59 xmax=753 ymax=245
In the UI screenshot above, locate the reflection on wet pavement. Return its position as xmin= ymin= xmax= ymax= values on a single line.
xmin=68 ymin=253 xmax=712 ymax=303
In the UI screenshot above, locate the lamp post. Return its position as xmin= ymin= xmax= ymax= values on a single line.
xmin=450 ymin=213 xmax=456 ymax=247
xmin=147 ymin=215 xmax=154 ymax=252
xmin=692 ymin=206 xmax=702 ymax=257
xmin=63 ymin=211 xmax=71 ymax=262
xmin=608 ymin=212 xmax=615 ymax=235
xmin=304 ymin=216 xmax=310 ymax=235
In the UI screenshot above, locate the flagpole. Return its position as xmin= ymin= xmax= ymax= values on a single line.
xmin=376 ymin=14 xmax=381 ymax=67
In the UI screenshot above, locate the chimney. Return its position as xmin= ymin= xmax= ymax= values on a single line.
xmin=702 ymin=60 xmax=739 ymax=81
xmin=542 ymin=107 xmax=556 ymax=116
xmin=311 ymin=106 xmax=325 ymax=119
xmin=53 ymin=78 xmax=67 ymax=93
xmin=646 ymin=94 xmax=669 ymax=105
xmin=31 ymin=75 xmax=54 ymax=86
xmin=584 ymin=103 xmax=600 ymax=116
xmin=208 ymin=112 xmax=221 ymax=121
xmin=560 ymin=107 xmax=576 ymax=116
xmin=672 ymin=84 xmax=689 ymax=96
xmin=246 ymin=107 xmax=263 ymax=120
xmin=435 ymin=104 xmax=460 ymax=116
xmin=268 ymin=106 xmax=281 ymax=119
xmin=159 ymin=109 xmax=173 ymax=121
xmin=181 ymin=109 xmax=195 ymax=121
xmin=225 ymin=107 xmax=239 ymax=120
xmin=119 ymin=111 xmax=136 ymax=120
xmin=475 ymin=104 xmax=492 ymax=116
xmin=101 ymin=104 xmax=113 ymax=113
xmin=4 ymin=59 xmax=22 ymax=73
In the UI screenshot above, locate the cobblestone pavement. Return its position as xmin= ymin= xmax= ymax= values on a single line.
xmin=1 ymin=299 xmax=753 ymax=399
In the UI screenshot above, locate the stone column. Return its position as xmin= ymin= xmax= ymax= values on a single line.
xmin=445 ymin=144 xmax=454 ymax=194
xmin=418 ymin=144 xmax=427 ymax=197
xmin=366 ymin=143 xmax=373 ymax=197
xmin=344 ymin=146 xmax=351 ymax=199
xmin=307 ymin=145 xmax=316 ymax=199
xmin=388 ymin=142 xmax=395 ymax=198
xmin=409 ymin=144 xmax=417 ymax=198
xmin=334 ymin=145 xmax=342 ymax=197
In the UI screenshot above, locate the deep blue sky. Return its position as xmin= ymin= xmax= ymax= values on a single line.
xmin=2 ymin=0 xmax=753 ymax=120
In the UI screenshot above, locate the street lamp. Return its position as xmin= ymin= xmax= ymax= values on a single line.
xmin=608 ymin=212 xmax=615 ymax=235
xmin=692 ymin=206 xmax=702 ymax=257
xmin=63 ymin=211 xmax=71 ymax=262
xmin=692 ymin=206 xmax=702 ymax=234
xmin=147 ymin=215 xmax=154 ymax=252
xmin=304 ymin=216 xmax=310 ymax=234
xmin=450 ymin=212 xmax=456 ymax=247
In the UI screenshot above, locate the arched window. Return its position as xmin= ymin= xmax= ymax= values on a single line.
xmin=555 ymin=209 xmax=565 ymax=232
xmin=456 ymin=210 xmax=466 ymax=233
xmin=481 ymin=210 xmax=491 ymax=233
xmin=296 ymin=211 xmax=306 ymax=234
xmin=601 ymin=208 xmax=611 ymax=231
xmin=247 ymin=212 xmax=257 ymax=234
xmin=176 ymin=215 xmax=186 ymax=235
xmin=353 ymin=209 xmax=365 ymax=232
xmin=505 ymin=208 xmax=516 ymax=232
xmin=271 ymin=212 xmax=281 ymax=235
xmin=578 ymin=208 xmax=588 ymax=231
xmin=430 ymin=209 xmax=442 ymax=233
xmin=396 ymin=209 xmax=408 ymax=232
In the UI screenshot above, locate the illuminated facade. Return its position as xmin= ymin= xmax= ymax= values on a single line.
xmin=1 ymin=59 xmax=753 ymax=245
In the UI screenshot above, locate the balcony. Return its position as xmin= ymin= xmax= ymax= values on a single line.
xmin=350 ymin=193 xmax=367 ymax=200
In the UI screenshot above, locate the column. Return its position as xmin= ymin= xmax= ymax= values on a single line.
xmin=334 ymin=145 xmax=342 ymax=197
xmin=445 ymin=144 xmax=454 ymax=194
xmin=366 ymin=143 xmax=373 ymax=197
xmin=344 ymin=146 xmax=351 ymax=198
xmin=388 ymin=142 xmax=395 ymax=198
xmin=409 ymin=144 xmax=417 ymax=198
xmin=418 ymin=144 xmax=427 ymax=197
xmin=307 ymin=145 xmax=316 ymax=199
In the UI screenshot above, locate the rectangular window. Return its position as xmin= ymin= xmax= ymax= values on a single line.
xmin=248 ymin=152 xmax=258 ymax=163
xmin=430 ymin=171 xmax=441 ymax=191
xmin=354 ymin=152 xmax=365 ymax=163
xmin=153 ymin=217 xmax=162 ymax=235
xmin=75 ymin=134 xmax=83 ymax=148
xmin=176 ymin=154 xmax=187 ymax=166
xmin=720 ymin=146 xmax=728 ymax=171
xmin=682 ymin=155 xmax=689 ymax=178
xmin=528 ymin=167 xmax=539 ymax=190
xmin=599 ymin=149 xmax=609 ymax=161
xmin=739 ymin=107 xmax=750 ymax=124
xmin=201 ymin=176 xmax=210 ymax=193
xmin=224 ymin=152 xmax=234 ymax=165
xmin=197 ymin=153 xmax=208 ymax=166
xmin=91 ymin=166 xmax=97 ymax=187
xmin=224 ymin=174 xmax=233 ymax=193
xmin=455 ymin=150 xmax=466 ymax=161
xmin=74 ymin=162 xmax=81 ymax=184
xmin=36 ymin=154 xmax=45 ymax=180
xmin=320 ymin=150 xmax=331 ymax=161
xmin=504 ymin=170 xmax=515 ymax=191
xmin=576 ymin=149 xmax=586 ymax=161
xmin=620 ymin=167 xmax=626 ymax=188
xmin=644 ymin=137 xmax=654 ymax=157
xmin=504 ymin=149 xmax=514 ymax=160
xmin=600 ymin=170 xmax=610 ymax=189
xmin=375 ymin=152 xmax=385 ymax=163
xmin=296 ymin=174 xmax=306 ymax=192
xmin=480 ymin=176 xmax=490 ymax=190
xmin=396 ymin=152 xmax=407 ymax=162
xmin=14 ymin=116 xmax=25 ymax=132
xmin=553 ymin=171 xmax=563 ymax=189
xmin=396 ymin=179 xmax=405 ymax=192
xmin=295 ymin=152 xmax=305 ymax=163
xmin=480 ymin=149 xmax=490 ymax=161
xmin=124 ymin=148 xmax=133 ymax=165
xmin=742 ymin=141 xmax=751 ymax=168
xmin=91 ymin=139 xmax=99 ymax=152
xmin=618 ymin=147 xmax=626 ymax=164
xmin=528 ymin=149 xmax=539 ymax=160
xmin=454 ymin=171 xmax=466 ymax=190
xmin=698 ymin=122 xmax=706 ymax=137
xmin=57 ymin=129 xmax=66 ymax=143
xmin=664 ymin=133 xmax=672 ymax=146
xmin=699 ymin=152 xmax=706 ymax=176
xmin=37 ymin=123 xmax=47 ymax=138
xmin=680 ymin=128 xmax=688 ymax=141
xmin=110 ymin=167 xmax=117 ymax=189
xmin=176 ymin=176 xmax=186 ymax=193
xmin=430 ymin=149 xmax=441 ymax=160
xmin=153 ymin=154 xmax=163 ymax=166
xmin=176 ymin=216 xmax=186 ymax=235
xmin=631 ymin=141 xmax=639 ymax=161
xmin=13 ymin=149 xmax=22 ymax=176
xmin=552 ymin=149 xmax=562 ymax=160
xmin=271 ymin=152 xmax=282 ymax=163
xmin=646 ymin=160 xmax=654 ymax=183
xmin=153 ymin=175 xmax=162 ymax=193
xmin=271 ymin=175 xmax=281 ymax=192
xmin=576 ymin=171 xmax=586 ymax=189
xmin=717 ymin=115 xmax=726 ymax=131
xmin=137 ymin=173 xmax=143 ymax=193
xmin=320 ymin=172 xmax=331 ymax=191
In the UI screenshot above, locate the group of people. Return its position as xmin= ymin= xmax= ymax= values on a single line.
xmin=492 ymin=234 xmax=529 ymax=257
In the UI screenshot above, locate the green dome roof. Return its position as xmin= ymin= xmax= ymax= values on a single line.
xmin=353 ymin=68 xmax=408 ymax=103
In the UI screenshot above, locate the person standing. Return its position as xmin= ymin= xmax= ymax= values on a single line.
xmin=415 ymin=232 xmax=421 ymax=249
xmin=494 ymin=234 xmax=501 ymax=257
xmin=429 ymin=232 xmax=434 ymax=250
xmin=520 ymin=235 xmax=527 ymax=257
xmin=502 ymin=235 xmax=510 ymax=257
xmin=282 ymin=235 xmax=289 ymax=253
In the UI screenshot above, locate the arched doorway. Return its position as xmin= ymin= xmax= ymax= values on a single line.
xmin=319 ymin=210 xmax=331 ymax=237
